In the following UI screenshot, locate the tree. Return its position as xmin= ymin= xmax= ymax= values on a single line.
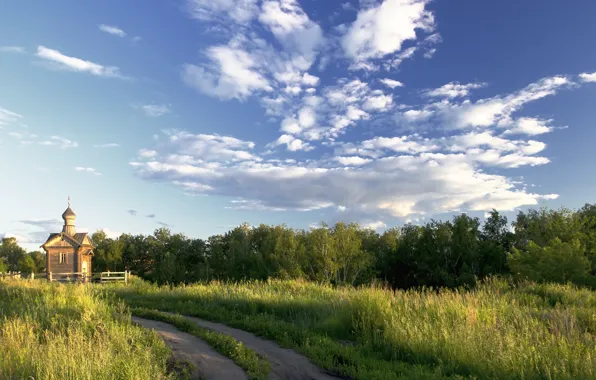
xmin=17 ymin=255 xmax=36 ymax=274
xmin=0 ymin=258 xmax=8 ymax=273
xmin=508 ymin=238 xmax=592 ymax=284
xmin=28 ymin=251 xmax=45 ymax=273
xmin=0 ymin=237 xmax=26 ymax=272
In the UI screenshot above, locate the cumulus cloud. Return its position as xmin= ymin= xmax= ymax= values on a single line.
xmin=380 ymin=78 xmax=404 ymax=89
xmin=342 ymin=0 xmax=434 ymax=68
xmin=395 ymin=75 xmax=572 ymax=131
xmin=99 ymin=24 xmax=127 ymax=37
xmin=149 ymin=2 xmax=594 ymax=220
xmin=502 ymin=118 xmax=554 ymax=136
xmin=579 ymin=72 xmax=596 ymax=83
xmin=334 ymin=156 xmax=372 ymax=166
xmin=258 ymin=0 xmax=324 ymax=65
xmin=268 ymin=134 xmax=313 ymax=152
xmin=183 ymin=42 xmax=272 ymax=100
xmin=36 ymin=46 xmax=124 ymax=78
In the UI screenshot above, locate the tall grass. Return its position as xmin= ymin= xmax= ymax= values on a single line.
xmin=111 ymin=277 xmax=596 ymax=380
xmin=0 ymin=279 xmax=172 ymax=379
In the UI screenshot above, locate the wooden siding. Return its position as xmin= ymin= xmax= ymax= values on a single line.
xmin=47 ymin=249 xmax=78 ymax=274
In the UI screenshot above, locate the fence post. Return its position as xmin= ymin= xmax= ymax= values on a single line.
xmin=49 ymin=272 xmax=53 ymax=282
xmin=30 ymin=273 xmax=34 ymax=281
xmin=125 ymin=270 xmax=128 ymax=284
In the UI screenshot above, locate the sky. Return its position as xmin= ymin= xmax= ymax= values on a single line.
xmin=1 ymin=0 xmax=596 ymax=251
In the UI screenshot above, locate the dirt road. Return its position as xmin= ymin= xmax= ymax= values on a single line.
xmin=132 ymin=316 xmax=248 ymax=380
xmin=176 ymin=314 xmax=342 ymax=380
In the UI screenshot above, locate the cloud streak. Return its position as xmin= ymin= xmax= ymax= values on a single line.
xmin=36 ymin=46 xmax=125 ymax=78
xmin=99 ymin=24 xmax=127 ymax=37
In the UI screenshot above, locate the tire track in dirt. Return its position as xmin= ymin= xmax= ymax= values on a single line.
xmin=169 ymin=313 xmax=342 ymax=380
xmin=132 ymin=316 xmax=248 ymax=380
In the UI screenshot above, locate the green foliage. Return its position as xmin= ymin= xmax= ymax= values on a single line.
xmin=0 ymin=237 xmax=27 ymax=272
xmin=132 ymin=308 xmax=271 ymax=380
xmin=0 ymin=203 xmax=582 ymax=290
xmin=28 ymin=251 xmax=45 ymax=273
xmin=112 ymin=278 xmax=596 ymax=380
xmin=17 ymin=254 xmax=36 ymax=274
xmin=508 ymin=238 xmax=592 ymax=284
xmin=0 ymin=280 xmax=172 ymax=379
xmin=0 ymin=258 xmax=8 ymax=273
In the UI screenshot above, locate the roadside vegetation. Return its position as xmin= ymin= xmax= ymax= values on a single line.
xmin=111 ymin=278 xmax=596 ymax=380
xmin=0 ymin=280 xmax=173 ymax=379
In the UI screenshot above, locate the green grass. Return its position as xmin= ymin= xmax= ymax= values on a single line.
xmin=109 ymin=277 xmax=596 ymax=380
xmin=132 ymin=307 xmax=270 ymax=380
xmin=0 ymin=279 xmax=173 ymax=379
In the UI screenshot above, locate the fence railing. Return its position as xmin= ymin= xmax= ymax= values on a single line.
xmin=0 ymin=271 xmax=129 ymax=284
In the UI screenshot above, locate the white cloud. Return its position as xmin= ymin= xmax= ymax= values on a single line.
xmin=0 ymin=46 xmax=25 ymax=53
xmin=258 ymin=0 xmax=324 ymax=66
xmin=132 ymin=143 xmax=557 ymax=217
xmin=362 ymin=135 xmax=438 ymax=154
xmin=424 ymin=82 xmax=486 ymax=99
xmin=186 ymin=0 xmax=259 ymax=24
xmin=396 ymin=75 xmax=571 ymax=131
xmin=94 ymin=143 xmax=120 ymax=148
xmin=297 ymin=107 xmax=316 ymax=129
xmin=380 ymin=78 xmax=404 ymax=89
xmin=75 ymin=167 xmax=102 ymax=176
xmin=362 ymin=94 xmax=393 ymax=111
xmin=99 ymin=24 xmax=127 ymax=37
xmin=36 ymin=46 xmax=123 ymax=78
xmin=342 ymin=0 xmax=434 ymax=66
xmin=268 ymin=134 xmax=313 ymax=151
xmin=139 ymin=104 xmax=171 ymax=117
xmin=39 ymin=136 xmax=78 ymax=149
xmin=579 ymin=73 xmax=596 ymax=82
xmin=0 ymin=106 xmax=22 ymax=126
xmin=579 ymin=72 xmax=596 ymax=83
xmin=334 ymin=156 xmax=372 ymax=166
xmin=158 ymin=130 xmax=258 ymax=162
xmin=503 ymin=118 xmax=553 ymax=136
xmin=183 ymin=43 xmax=271 ymax=101
xmin=362 ymin=220 xmax=387 ymax=230
xmin=302 ymin=72 xmax=320 ymax=86
xmin=138 ymin=149 xmax=158 ymax=158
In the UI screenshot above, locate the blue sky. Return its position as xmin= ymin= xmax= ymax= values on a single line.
xmin=1 ymin=0 xmax=596 ymax=250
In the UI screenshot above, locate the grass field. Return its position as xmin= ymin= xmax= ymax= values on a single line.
xmin=0 ymin=279 xmax=173 ymax=379
xmin=112 ymin=277 xmax=596 ymax=380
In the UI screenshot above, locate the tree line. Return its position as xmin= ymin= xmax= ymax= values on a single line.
xmin=2 ymin=204 xmax=596 ymax=289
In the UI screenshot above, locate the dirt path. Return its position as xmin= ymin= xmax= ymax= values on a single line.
xmin=171 ymin=313 xmax=342 ymax=380
xmin=131 ymin=317 xmax=248 ymax=380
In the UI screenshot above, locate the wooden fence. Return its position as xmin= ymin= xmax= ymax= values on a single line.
xmin=0 ymin=271 xmax=130 ymax=284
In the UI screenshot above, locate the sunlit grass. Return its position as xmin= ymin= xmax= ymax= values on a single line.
xmin=0 ymin=279 xmax=172 ymax=379
xmin=111 ymin=277 xmax=596 ymax=380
